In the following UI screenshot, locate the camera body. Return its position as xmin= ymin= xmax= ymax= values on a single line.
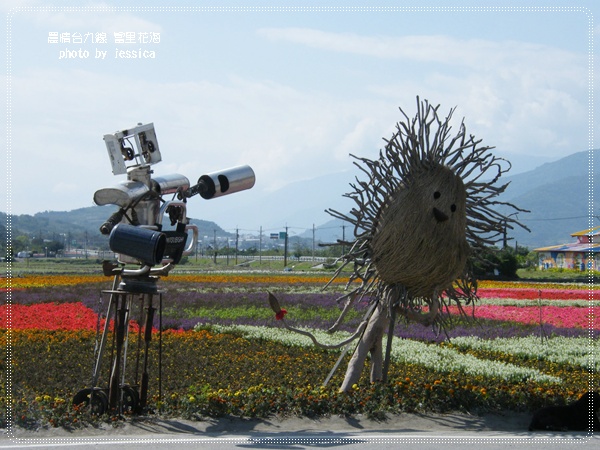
xmin=94 ymin=122 xmax=255 ymax=270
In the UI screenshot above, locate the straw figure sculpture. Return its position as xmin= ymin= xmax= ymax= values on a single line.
xmin=269 ymin=97 xmax=527 ymax=392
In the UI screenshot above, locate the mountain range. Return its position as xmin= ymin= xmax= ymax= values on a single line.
xmin=2 ymin=149 xmax=598 ymax=251
xmin=211 ymin=148 xmax=598 ymax=249
xmin=0 ymin=206 xmax=229 ymax=250
xmin=493 ymin=149 xmax=598 ymax=248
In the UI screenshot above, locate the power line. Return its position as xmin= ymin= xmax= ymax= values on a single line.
xmin=521 ymin=215 xmax=591 ymax=222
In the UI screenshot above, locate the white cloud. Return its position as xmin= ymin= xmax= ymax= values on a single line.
xmin=257 ymin=27 xmax=582 ymax=74
xmin=7 ymin=44 xmax=590 ymax=217
xmin=256 ymin=26 xmax=590 ymax=158
xmin=4 ymin=14 xmax=594 ymax=220
xmin=7 ymin=68 xmax=397 ymax=214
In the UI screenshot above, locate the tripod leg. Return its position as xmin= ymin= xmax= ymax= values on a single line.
xmin=91 ymin=275 xmax=120 ymax=389
xmin=108 ymin=294 xmax=127 ymax=410
xmin=139 ymin=296 xmax=155 ymax=409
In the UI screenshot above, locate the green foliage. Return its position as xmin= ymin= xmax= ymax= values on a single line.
xmin=472 ymin=246 xmax=522 ymax=279
xmin=522 ymin=251 xmax=540 ymax=270
xmin=165 ymin=304 xmax=362 ymax=323
xmin=497 ymin=250 xmax=518 ymax=279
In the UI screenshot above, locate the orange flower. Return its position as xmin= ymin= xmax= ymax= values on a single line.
xmin=9 ymin=274 xmax=106 ymax=289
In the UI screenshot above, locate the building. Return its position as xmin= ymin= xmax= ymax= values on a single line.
xmin=534 ymin=226 xmax=599 ymax=271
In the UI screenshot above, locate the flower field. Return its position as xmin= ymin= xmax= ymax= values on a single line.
xmin=1 ymin=271 xmax=598 ymax=429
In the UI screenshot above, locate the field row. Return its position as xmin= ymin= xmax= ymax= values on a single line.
xmin=0 ymin=273 xmax=598 ymax=430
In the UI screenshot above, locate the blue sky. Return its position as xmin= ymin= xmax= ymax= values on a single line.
xmin=2 ymin=1 xmax=598 ymax=230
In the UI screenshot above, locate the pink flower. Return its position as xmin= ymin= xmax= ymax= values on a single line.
xmin=477 ymin=288 xmax=589 ymax=300
xmin=446 ymin=304 xmax=597 ymax=329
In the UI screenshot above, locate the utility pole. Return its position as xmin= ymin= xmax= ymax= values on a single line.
xmin=284 ymin=226 xmax=289 ymax=267
xmin=226 ymin=237 xmax=230 ymax=266
xmin=259 ymin=226 xmax=262 ymax=264
xmin=312 ymin=223 xmax=315 ymax=262
xmin=213 ymin=229 xmax=217 ymax=264
xmin=235 ymin=227 xmax=239 ymax=265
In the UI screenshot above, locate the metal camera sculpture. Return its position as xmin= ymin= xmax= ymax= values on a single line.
xmin=73 ymin=123 xmax=255 ymax=414
xmin=270 ymin=97 xmax=527 ymax=392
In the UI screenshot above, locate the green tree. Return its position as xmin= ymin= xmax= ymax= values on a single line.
xmin=497 ymin=248 xmax=518 ymax=278
xmin=471 ymin=246 xmax=519 ymax=279
xmin=12 ymin=235 xmax=30 ymax=255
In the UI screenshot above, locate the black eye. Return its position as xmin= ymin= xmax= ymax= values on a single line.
xmin=433 ymin=191 xmax=441 ymax=199
xmin=451 ymin=204 xmax=457 ymax=212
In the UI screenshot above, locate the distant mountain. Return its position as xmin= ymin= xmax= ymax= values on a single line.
xmin=2 ymin=206 xmax=231 ymax=249
xmin=1 ymin=206 xmax=116 ymax=248
xmin=3 ymin=149 xmax=597 ymax=252
xmin=201 ymin=170 xmax=358 ymax=232
xmin=296 ymin=218 xmax=352 ymax=243
xmin=295 ymin=149 xmax=599 ymax=250
xmin=499 ymin=150 xmax=595 ymax=199
xmin=496 ymin=149 xmax=598 ymax=248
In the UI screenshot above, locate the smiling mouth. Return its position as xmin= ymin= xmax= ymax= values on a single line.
xmin=433 ymin=207 xmax=449 ymax=222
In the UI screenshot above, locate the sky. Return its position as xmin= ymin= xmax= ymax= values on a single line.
xmin=2 ymin=0 xmax=599 ymax=232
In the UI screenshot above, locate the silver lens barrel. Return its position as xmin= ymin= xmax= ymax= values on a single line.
xmin=197 ymin=164 xmax=256 ymax=200
xmin=152 ymin=173 xmax=190 ymax=195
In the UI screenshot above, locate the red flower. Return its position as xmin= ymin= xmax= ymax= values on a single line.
xmin=275 ymin=309 xmax=287 ymax=321
xmin=0 ymin=302 xmax=147 ymax=332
